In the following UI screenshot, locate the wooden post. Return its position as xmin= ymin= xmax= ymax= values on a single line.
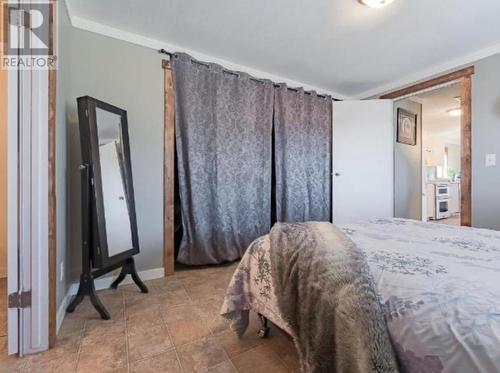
xmin=48 ymin=0 xmax=57 ymax=348
xmin=460 ymin=76 xmax=472 ymax=227
xmin=163 ymin=60 xmax=175 ymax=276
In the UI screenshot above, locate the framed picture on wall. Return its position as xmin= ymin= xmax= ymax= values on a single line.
xmin=397 ymin=108 xmax=417 ymax=146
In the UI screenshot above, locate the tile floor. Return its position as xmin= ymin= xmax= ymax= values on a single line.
xmin=0 ymin=262 xmax=300 ymax=372
xmin=0 ymin=277 xmax=7 ymax=359
xmin=430 ymin=213 xmax=461 ymax=226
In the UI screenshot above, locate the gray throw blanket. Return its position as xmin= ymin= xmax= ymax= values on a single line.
xmin=269 ymin=222 xmax=398 ymax=373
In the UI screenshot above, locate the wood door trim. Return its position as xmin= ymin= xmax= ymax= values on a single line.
xmin=163 ymin=60 xmax=175 ymax=276
xmin=381 ymin=67 xmax=474 ymax=227
xmin=48 ymin=0 xmax=57 ymax=348
xmin=460 ymin=76 xmax=472 ymax=226
xmin=380 ymin=66 xmax=475 ymax=100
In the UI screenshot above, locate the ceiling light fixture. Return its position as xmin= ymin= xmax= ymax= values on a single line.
xmin=359 ymin=0 xmax=395 ymax=8
xmin=447 ymin=108 xmax=461 ymax=117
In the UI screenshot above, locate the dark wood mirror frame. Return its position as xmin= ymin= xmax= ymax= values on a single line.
xmin=67 ymin=96 xmax=147 ymax=320
xmin=78 ymin=96 xmax=140 ymax=267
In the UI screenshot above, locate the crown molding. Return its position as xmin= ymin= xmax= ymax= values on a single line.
xmin=356 ymin=42 xmax=500 ymax=99
xmin=66 ymin=10 xmax=348 ymax=99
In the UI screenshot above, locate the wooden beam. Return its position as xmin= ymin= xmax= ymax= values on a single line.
xmin=48 ymin=0 xmax=57 ymax=348
xmin=460 ymin=76 xmax=472 ymax=227
xmin=163 ymin=60 xmax=175 ymax=276
xmin=47 ymin=0 xmax=57 ymax=348
xmin=380 ymin=66 xmax=475 ymax=99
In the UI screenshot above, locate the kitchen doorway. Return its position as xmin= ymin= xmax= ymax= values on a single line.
xmin=419 ymin=84 xmax=462 ymax=226
xmin=386 ymin=67 xmax=473 ymax=227
xmin=394 ymin=83 xmax=462 ymax=226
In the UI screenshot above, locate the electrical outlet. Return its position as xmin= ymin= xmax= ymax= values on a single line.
xmin=485 ymin=154 xmax=496 ymax=167
xmin=60 ymin=262 xmax=64 ymax=282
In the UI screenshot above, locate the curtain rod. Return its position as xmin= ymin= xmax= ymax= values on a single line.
xmin=158 ymin=49 xmax=339 ymax=101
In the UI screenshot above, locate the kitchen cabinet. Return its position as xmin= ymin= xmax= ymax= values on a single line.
xmin=427 ymin=184 xmax=435 ymax=219
xmin=449 ymin=182 xmax=461 ymax=214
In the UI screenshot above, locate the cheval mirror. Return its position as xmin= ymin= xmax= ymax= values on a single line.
xmin=67 ymin=96 xmax=148 ymax=320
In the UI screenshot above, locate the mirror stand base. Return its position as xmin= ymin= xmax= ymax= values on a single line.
xmin=110 ymin=257 xmax=149 ymax=293
xmin=66 ymin=273 xmax=111 ymax=320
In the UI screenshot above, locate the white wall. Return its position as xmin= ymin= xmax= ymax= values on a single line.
xmin=472 ymin=53 xmax=500 ymax=230
xmin=394 ymin=99 xmax=422 ymax=220
xmin=56 ymin=0 xmax=71 ymax=309
xmin=68 ymin=29 xmax=164 ymax=281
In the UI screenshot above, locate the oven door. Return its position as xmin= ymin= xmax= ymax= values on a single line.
xmin=436 ymin=198 xmax=451 ymax=219
xmin=436 ymin=185 xmax=450 ymax=197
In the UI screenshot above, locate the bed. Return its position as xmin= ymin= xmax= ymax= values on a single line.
xmin=220 ymin=218 xmax=500 ymax=373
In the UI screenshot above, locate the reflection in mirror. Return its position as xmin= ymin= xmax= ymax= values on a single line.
xmin=95 ymin=108 xmax=133 ymax=257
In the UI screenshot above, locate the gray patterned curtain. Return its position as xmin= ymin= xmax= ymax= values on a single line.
xmin=172 ymin=53 xmax=274 ymax=265
xmin=274 ymin=85 xmax=332 ymax=222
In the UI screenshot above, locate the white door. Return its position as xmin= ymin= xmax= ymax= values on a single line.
xmin=7 ymin=64 xmax=19 ymax=356
xmin=7 ymin=62 xmax=49 ymax=357
xmin=332 ymin=100 xmax=394 ymax=225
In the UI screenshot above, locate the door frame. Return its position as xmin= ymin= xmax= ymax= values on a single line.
xmin=4 ymin=1 xmax=57 ymax=354
xmin=162 ymin=59 xmax=175 ymax=276
xmin=380 ymin=66 xmax=474 ymax=226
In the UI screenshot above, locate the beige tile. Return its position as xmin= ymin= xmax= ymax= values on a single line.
xmin=201 ymin=360 xmax=237 ymax=373
xmin=214 ymin=329 xmax=265 ymax=357
xmin=185 ymin=281 xmax=228 ymax=304
xmin=0 ymin=335 xmax=7 ymax=357
xmin=58 ymin=315 xmax=86 ymax=338
xmin=103 ymin=368 xmax=128 ymax=373
xmin=158 ymin=287 xmax=193 ymax=309
xmin=129 ymin=349 xmax=182 ymax=373
xmin=147 ymin=277 xmax=185 ymax=293
xmin=81 ymin=319 xmax=126 ymax=347
xmin=22 ymin=262 xmax=245 ymax=373
xmin=21 ymin=335 xmax=81 ymax=372
xmin=76 ymin=332 xmax=127 ymax=373
xmin=33 ymin=334 xmax=82 ymax=361
xmin=196 ymin=300 xmax=231 ymax=335
xmin=180 ymin=271 xmax=224 ymax=289
xmin=231 ymin=345 xmax=289 ymax=373
xmin=22 ymin=352 xmax=78 ymax=373
xmin=0 ymin=278 xmax=7 ymax=338
xmin=0 ymin=354 xmax=26 ymax=372
xmin=266 ymin=332 xmax=300 ymax=371
xmin=177 ymin=337 xmax=228 ymax=373
xmin=126 ymin=307 xmax=164 ymax=337
xmin=163 ymin=305 xmax=211 ymax=346
xmin=99 ymin=292 xmax=124 ymax=309
xmin=127 ymin=325 xmax=173 ymax=362
xmin=119 ymin=282 xmax=146 ymax=294
xmin=125 ymin=292 xmax=162 ymax=316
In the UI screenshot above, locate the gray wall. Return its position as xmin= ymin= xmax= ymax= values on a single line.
xmin=472 ymin=53 xmax=500 ymax=230
xmin=68 ymin=29 xmax=165 ymax=282
xmin=394 ymin=99 xmax=422 ymax=220
xmin=56 ymin=1 xmax=71 ymax=308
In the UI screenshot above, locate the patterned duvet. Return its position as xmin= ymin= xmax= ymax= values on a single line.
xmin=220 ymin=218 xmax=500 ymax=373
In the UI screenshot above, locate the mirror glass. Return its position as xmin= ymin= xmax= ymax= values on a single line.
xmin=95 ymin=107 xmax=133 ymax=257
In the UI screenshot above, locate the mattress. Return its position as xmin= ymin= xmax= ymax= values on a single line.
xmin=221 ymin=218 xmax=500 ymax=373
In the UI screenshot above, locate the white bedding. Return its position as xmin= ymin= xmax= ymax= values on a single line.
xmin=221 ymin=218 xmax=500 ymax=373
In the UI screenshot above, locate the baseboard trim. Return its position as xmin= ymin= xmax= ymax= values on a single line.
xmin=56 ymin=267 xmax=164 ymax=335
xmin=56 ymin=290 xmax=72 ymax=334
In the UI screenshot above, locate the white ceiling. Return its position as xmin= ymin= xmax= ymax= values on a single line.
xmin=415 ymin=83 xmax=461 ymax=144
xmin=66 ymin=0 xmax=500 ymax=98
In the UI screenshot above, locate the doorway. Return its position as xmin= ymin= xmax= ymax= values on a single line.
xmin=383 ymin=67 xmax=473 ymax=227
xmin=394 ymin=83 xmax=462 ymax=226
